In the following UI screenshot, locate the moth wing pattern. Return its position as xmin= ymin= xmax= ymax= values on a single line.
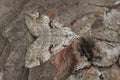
xmin=25 ymin=11 xmax=51 ymax=37
xmin=25 ymin=37 xmax=51 ymax=68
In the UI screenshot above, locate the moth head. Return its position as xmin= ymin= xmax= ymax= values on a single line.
xmin=63 ymin=27 xmax=79 ymax=45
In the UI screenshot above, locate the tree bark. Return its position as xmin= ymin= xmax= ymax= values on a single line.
xmin=0 ymin=0 xmax=120 ymax=80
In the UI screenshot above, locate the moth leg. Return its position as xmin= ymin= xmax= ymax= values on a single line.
xmin=49 ymin=44 xmax=64 ymax=66
xmin=50 ymin=19 xmax=63 ymax=29
xmin=51 ymin=43 xmax=65 ymax=55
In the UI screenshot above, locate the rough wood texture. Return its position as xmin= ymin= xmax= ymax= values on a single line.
xmin=0 ymin=0 xmax=120 ymax=80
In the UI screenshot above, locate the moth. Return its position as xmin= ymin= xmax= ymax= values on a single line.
xmin=25 ymin=10 xmax=79 ymax=68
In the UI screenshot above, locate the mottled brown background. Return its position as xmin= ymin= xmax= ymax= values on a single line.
xmin=0 ymin=0 xmax=120 ymax=80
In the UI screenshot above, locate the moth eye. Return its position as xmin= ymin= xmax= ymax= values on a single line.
xmin=65 ymin=35 xmax=68 ymax=37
